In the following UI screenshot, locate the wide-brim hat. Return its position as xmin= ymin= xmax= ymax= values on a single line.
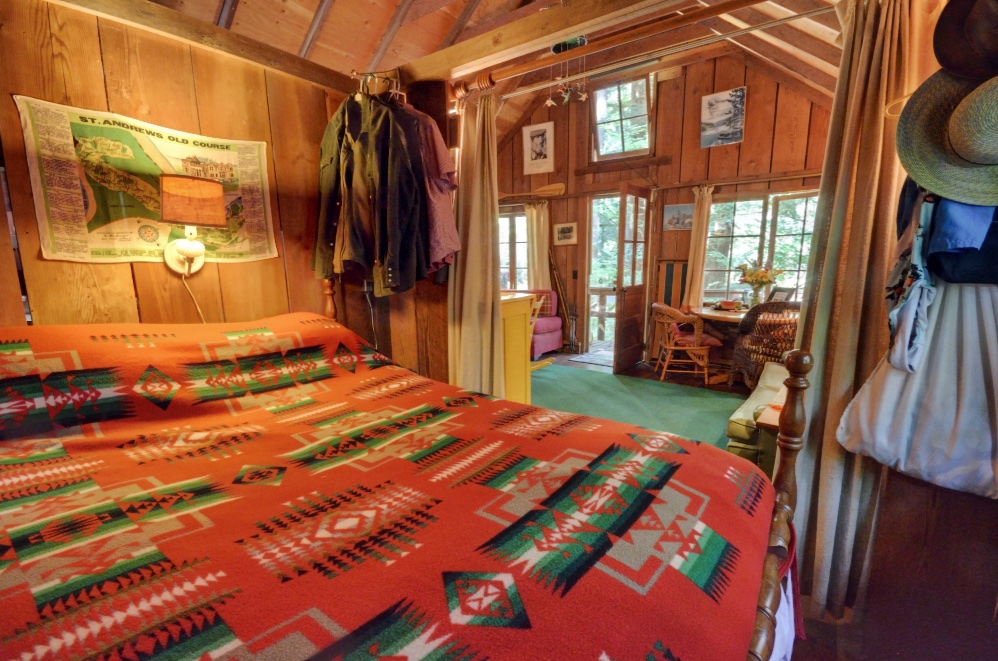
xmin=933 ymin=0 xmax=998 ymax=80
xmin=896 ymin=70 xmax=998 ymax=206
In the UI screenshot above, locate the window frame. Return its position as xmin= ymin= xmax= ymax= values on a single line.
xmin=700 ymin=190 xmax=818 ymax=303
xmin=498 ymin=206 xmax=529 ymax=290
xmin=590 ymin=75 xmax=655 ymax=163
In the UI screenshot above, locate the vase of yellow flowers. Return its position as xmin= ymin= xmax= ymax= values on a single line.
xmin=737 ymin=261 xmax=784 ymax=307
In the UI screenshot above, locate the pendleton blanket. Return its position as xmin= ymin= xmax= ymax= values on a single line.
xmin=0 ymin=313 xmax=774 ymax=661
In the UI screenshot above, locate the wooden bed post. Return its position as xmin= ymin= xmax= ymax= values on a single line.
xmin=322 ymin=277 xmax=337 ymax=321
xmin=747 ymin=349 xmax=813 ymax=661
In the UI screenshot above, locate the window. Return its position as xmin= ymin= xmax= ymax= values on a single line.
xmin=592 ymin=77 xmax=652 ymax=160
xmin=702 ymin=192 xmax=818 ymax=303
xmin=499 ymin=210 xmax=528 ymax=289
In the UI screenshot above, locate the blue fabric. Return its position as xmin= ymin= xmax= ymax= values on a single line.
xmin=927 ymin=198 xmax=996 ymax=255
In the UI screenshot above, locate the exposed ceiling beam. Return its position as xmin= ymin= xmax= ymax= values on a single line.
xmin=439 ymin=0 xmax=485 ymax=48
xmin=725 ymin=6 xmax=840 ymax=64
xmin=767 ymin=0 xmax=840 ymax=30
xmin=401 ymin=0 xmax=690 ymax=82
xmin=738 ymin=49 xmax=833 ymax=105
xmin=45 ymin=0 xmax=355 ymax=92
xmin=366 ymin=0 xmax=417 ymax=72
xmin=215 ymin=0 xmax=239 ymax=28
xmin=496 ymin=5 xmax=833 ymax=101
xmin=700 ymin=15 xmax=837 ymax=90
xmin=299 ymin=0 xmax=336 ymax=58
xmin=752 ymin=1 xmax=840 ymax=43
xmin=452 ymin=0 xmax=560 ymax=45
xmin=407 ymin=0 xmax=459 ymax=24
xmin=708 ymin=12 xmax=838 ymax=74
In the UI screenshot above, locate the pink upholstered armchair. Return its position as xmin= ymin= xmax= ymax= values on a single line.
xmin=502 ymin=289 xmax=563 ymax=360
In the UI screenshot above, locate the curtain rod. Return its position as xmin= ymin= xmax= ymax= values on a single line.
xmin=498 ymin=6 xmax=834 ymax=100
xmin=452 ymin=0 xmax=771 ymax=97
xmin=654 ymin=169 xmax=823 ymax=191
xmin=499 ymin=169 xmax=823 ymax=204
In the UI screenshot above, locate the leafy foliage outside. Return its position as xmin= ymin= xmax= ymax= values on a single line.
xmin=703 ymin=194 xmax=816 ymax=302
xmin=590 ymin=196 xmax=620 ymax=342
xmin=594 ymin=78 xmax=651 ymax=158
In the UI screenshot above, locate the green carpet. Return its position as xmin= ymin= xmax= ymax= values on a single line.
xmin=531 ymin=365 xmax=746 ymax=448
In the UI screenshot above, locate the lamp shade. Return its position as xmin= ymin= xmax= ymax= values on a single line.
xmin=159 ymin=174 xmax=227 ymax=228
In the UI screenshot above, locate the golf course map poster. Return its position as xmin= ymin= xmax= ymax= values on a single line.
xmin=14 ymin=96 xmax=277 ymax=264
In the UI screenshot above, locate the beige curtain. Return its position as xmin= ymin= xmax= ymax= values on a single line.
xmin=448 ymin=93 xmax=505 ymax=398
xmin=524 ymin=201 xmax=552 ymax=290
xmin=796 ymin=0 xmax=939 ymax=624
xmin=681 ymin=184 xmax=714 ymax=309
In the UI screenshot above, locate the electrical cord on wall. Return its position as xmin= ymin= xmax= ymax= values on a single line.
xmin=182 ymin=274 xmax=207 ymax=323
xmin=364 ymin=280 xmax=378 ymax=349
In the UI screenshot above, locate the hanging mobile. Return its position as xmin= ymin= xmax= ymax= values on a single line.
xmin=545 ymin=65 xmax=557 ymax=107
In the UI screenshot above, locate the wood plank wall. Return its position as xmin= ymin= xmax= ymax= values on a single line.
xmin=495 ymin=52 xmax=830 ymax=350
xmin=0 ymin=0 xmax=346 ymax=332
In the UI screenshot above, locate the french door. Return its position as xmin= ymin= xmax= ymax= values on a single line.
xmin=612 ymin=182 xmax=650 ymax=373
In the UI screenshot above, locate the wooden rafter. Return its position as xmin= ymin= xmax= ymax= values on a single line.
xmin=452 ymin=0 xmax=560 ymax=45
xmin=700 ymin=16 xmax=837 ymax=91
xmin=704 ymin=1 xmax=841 ymax=65
xmin=299 ymin=0 xmax=337 ymax=58
xmin=407 ymin=0 xmax=459 ymax=24
xmin=215 ymin=0 xmax=239 ymax=28
xmin=767 ymin=0 xmax=840 ymax=30
xmin=750 ymin=0 xmax=841 ymax=43
xmin=439 ymin=0 xmax=485 ymax=48
xmin=44 ymin=0 xmax=355 ymax=92
xmin=367 ymin=0 xmax=418 ymax=72
xmin=402 ymin=0 xmax=689 ymax=82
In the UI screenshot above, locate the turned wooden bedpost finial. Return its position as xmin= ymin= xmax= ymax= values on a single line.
xmin=747 ymin=348 xmax=812 ymax=661
xmin=322 ymin=277 xmax=337 ymax=321
xmin=774 ymin=349 xmax=814 ymax=516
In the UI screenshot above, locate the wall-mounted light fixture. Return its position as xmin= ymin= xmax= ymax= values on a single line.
xmin=159 ymin=174 xmax=228 ymax=276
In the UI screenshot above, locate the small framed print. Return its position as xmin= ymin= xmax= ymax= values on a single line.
xmin=553 ymin=222 xmax=577 ymax=246
xmin=662 ymin=203 xmax=695 ymax=231
xmin=768 ymin=286 xmax=795 ymax=302
xmin=522 ymin=121 xmax=555 ymax=175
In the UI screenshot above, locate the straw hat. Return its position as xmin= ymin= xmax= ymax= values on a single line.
xmin=933 ymin=0 xmax=998 ymax=80
xmin=896 ymin=70 xmax=998 ymax=206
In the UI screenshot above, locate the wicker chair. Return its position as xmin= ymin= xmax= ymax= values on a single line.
xmin=650 ymin=302 xmax=722 ymax=385
xmin=728 ymin=301 xmax=801 ymax=388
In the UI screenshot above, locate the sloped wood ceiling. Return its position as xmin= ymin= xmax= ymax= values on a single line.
xmin=151 ymin=0 xmax=840 ymax=132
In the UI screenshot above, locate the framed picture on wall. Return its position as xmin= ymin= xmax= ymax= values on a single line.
xmin=553 ymin=222 xmax=577 ymax=246
xmin=522 ymin=121 xmax=555 ymax=175
xmin=700 ymin=86 xmax=746 ymax=148
xmin=662 ymin=203 xmax=695 ymax=230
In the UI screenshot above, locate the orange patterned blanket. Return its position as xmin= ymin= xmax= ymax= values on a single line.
xmin=0 ymin=313 xmax=773 ymax=660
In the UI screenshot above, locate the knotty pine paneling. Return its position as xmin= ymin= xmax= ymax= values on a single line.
xmin=0 ymin=0 xmax=333 ymax=329
xmin=495 ymin=50 xmax=831 ymax=321
xmin=0 ymin=1 xmax=140 ymax=325
xmin=100 ymin=20 xmax=227 ymax=324
xmin=267 ymin=72 xmax=338 ymax=317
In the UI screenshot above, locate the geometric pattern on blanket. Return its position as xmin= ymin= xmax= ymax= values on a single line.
xmin=0 ymin=313 xmax=774 ymax=661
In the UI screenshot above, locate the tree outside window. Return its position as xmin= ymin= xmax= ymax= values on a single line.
xmin=499 ymin=211 xmax=528 ymax=289
xmin=592 ymin=77 xmax=652 ymax=160
xmin=702 ymin=192 xmax=817 ymax=303
xmin=589 ymin=195 xmax=620 ymax=341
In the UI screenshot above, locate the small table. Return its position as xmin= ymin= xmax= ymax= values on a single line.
xmin=689 ymin=306 xmax=747 ymax=324
xmin=689 ymin=306 xmax=747 ymax=384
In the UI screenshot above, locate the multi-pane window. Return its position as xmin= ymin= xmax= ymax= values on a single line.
xmin=702 ymin=192 xmax=818 ymax=303
xmin=592 ymin=77 xmax=652 ymax=160
xmin=499 ymin=211 xmax=528 ymax=289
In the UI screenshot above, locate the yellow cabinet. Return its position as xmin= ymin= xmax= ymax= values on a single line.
xmin=500 ymin=292 xmax=535 ymax=404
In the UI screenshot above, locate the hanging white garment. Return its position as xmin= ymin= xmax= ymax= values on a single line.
xmin=837 ymin=278 xmax=998 ymax=498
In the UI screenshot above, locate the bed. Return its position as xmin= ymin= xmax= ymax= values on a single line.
xmin=0 ymin=312 xmax=810 ymax=660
